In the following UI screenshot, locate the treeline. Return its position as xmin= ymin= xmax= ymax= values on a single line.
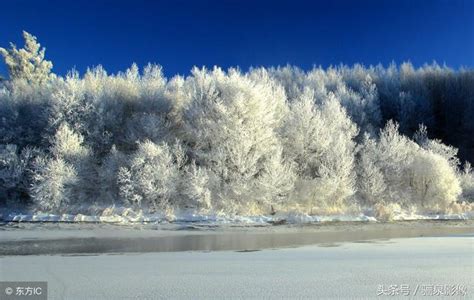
xmin=0 ymin=32 xmax=473 ymax=218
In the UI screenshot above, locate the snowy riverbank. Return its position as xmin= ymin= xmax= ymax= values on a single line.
xmin=1 ymin=205 xmax=473 ymax=225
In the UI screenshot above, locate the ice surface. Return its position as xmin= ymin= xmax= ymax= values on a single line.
xmin=0 ymin=236 xmax=472 ymax=299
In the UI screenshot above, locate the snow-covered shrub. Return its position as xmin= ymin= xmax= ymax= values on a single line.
xmin=410 ymin=150 xmax=461 ymax=212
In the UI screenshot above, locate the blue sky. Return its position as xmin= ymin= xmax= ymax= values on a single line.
xmin=0 ymin=0 xmax=473 ymax=77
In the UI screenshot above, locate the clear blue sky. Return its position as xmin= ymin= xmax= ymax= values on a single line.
xmin=1 ymin=0 xmax=473 ymax=77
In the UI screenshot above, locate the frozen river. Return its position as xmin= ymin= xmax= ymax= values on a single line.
xmin=0 ymin=221 xmax=473 ymax=299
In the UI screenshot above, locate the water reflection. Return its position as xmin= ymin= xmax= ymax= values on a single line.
xmin=0 ymin=224 xmax=472 ymax=255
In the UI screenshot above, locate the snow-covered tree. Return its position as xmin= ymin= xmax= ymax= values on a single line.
xmin=1 ymin=32 xmax=472 ymax=216
xmin=30 ymin=156 xmax=77 ymax=211
xmin=117 ymin=166 xmax=141 ymax=207
xmin=178 ymin=67 xmax=294 ymax=213
xmin=178 ymin=162 xmax=212 ymax=211
xmin=50 ymin=123 xmax=91 ymax=162
xmin=98 ymin=145 xmax=128 ymax=205
xmin=29 ymin=123 xmax=95 ymax=210
xmin=357 ymin=121 xmax=462 ymax=213
xmin=0 ymin=31 xmax=54 ymax=84
xmin=356 ymin=134 xmax=387 ymax=207
xmin=0 ymin=145 xmax=38 ymax=205
xmin=460 ymin=162 xmax=474 ymax=202
xmin=281 ymin=89 xmax=358 ymax=212
xmin=410 ymin=150 xmax=461 ymax=212
xmin=0 ymin=76 xmax=55 ymax=148
xmin=119 ymin=140 xmax=184 ymax=210
xmin=414 ymin=124 xmax=460 ymax=169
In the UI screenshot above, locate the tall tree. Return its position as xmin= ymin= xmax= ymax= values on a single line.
xmin=0 ymin=31 xmax=54 ymax=84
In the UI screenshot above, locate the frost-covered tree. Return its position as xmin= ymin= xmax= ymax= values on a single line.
xmin=177 ymin=67 xmax=294 ymax=213
xmin=1 ymin=32 xmax=473 ymax=216
xmin=29 ymin=123 xmax=93 ymax=211
xmin=30 ymin=156 xmax=77 ymax=211
xmin=414 ymin=124 xmax=460 ymax=169
xmin=357 ymin=121 xmax=462 ymax=213
xmin=117 ymin=166 xmax=140 ymax=207
xmin=118 ymin=140 xmax=184 ymax=211
xmin=270 ymin=66 xmax=382 ymax=137
xmin=0 ymin=145 xmax=38 ymax=205
xmin=45 ymin=64 xmax=169 ymax=155
xmin=52 ymin=123 xmax=97 ymax=204
xmin=0 ymin=31 xmax=54 ymax=84
xmin=281 ymin=89 xmax=358 ymax=212
xmin=0 ymin=77 xmax=55 ymax=148
xmin=356 ymin=134 xmax=387 ymax=207
xmin=410 ymin=150 xmax=461 ymax=212
xmin=178 ymin=162 xmax=212 ymax=210
xmin=460 ymin=162 xmax=474 ymax=202
xmin=123 ymin=113 xmax=172 ymax=147
xmin=98 ymin=145 xmax=128 ymax=205
xmin=374 ymin=121 xmax=419 ymax=206
xmin=50 ymin=123 xmax=91 ymax=162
